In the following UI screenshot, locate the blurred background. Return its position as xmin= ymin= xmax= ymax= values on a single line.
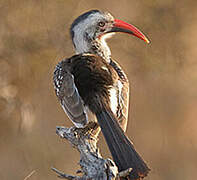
xmin=0 ymin=0 xmax=197 ymax=179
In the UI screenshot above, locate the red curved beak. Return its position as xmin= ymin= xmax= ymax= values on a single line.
xmin=112 ymin=19 xmax=150 ymax=44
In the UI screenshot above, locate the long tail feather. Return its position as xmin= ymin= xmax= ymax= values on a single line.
xmin=96 ymin=108 xmax=150 ymax=180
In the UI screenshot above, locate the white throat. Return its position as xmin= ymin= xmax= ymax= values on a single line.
xmin=73 ymin=33 xmax=113 ymax=63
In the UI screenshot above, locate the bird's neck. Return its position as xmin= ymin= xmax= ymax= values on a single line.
xmin=73 ymin=35 xmax=111 ymax=63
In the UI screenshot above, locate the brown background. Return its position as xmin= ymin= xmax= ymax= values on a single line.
xmin=0 ymin=0 xmax=197 ymax=179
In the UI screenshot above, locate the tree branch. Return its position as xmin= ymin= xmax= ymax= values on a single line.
xmin=52 ymin=122 xmax=132 ymax=180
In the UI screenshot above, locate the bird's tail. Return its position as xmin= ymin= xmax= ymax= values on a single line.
xmin=96 ymin=107 xmax=150 ymax=180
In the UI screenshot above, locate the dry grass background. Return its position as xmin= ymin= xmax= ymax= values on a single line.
xmin=0 ymin=0 xmax=197 ymax=179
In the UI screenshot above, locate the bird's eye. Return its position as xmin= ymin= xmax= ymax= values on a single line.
xmin=98 ymin=21 xmax=105 ymax=27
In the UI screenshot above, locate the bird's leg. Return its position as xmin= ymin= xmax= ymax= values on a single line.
xmin=81 ymin=121 xmax=101 ymax=141
xmin=76 ymin=121 xmax=99 ymax=137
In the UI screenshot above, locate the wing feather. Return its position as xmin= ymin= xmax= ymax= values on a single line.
xmin=53 ymin=58 xmax=88 ymax=128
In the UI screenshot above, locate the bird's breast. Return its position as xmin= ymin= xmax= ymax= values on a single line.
xmin=109 ymin=87 xmax=118 ymax=115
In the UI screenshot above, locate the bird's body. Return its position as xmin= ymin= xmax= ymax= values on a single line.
xmin=53 ymin=10 xmax=150 ymax=179
xmin=54 ymin=54 xmax=129 ymax=130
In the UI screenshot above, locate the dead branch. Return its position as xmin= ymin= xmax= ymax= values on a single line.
xmin=52 ymin=122 xmax=132 ymax=180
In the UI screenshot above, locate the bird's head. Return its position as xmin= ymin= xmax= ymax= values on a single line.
xmin=70 ymin=10 xmax=149 ymax=60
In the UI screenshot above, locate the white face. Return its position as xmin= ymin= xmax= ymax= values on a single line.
xmin=71 ymin=11 xmax=114 ymax=54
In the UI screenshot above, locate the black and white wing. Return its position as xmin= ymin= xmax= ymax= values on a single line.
xmin=53 ymin=58 xmax=88 ymax=128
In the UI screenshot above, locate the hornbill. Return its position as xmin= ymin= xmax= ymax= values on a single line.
xmin=53 ymin=10 xmax=150 ymax=179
